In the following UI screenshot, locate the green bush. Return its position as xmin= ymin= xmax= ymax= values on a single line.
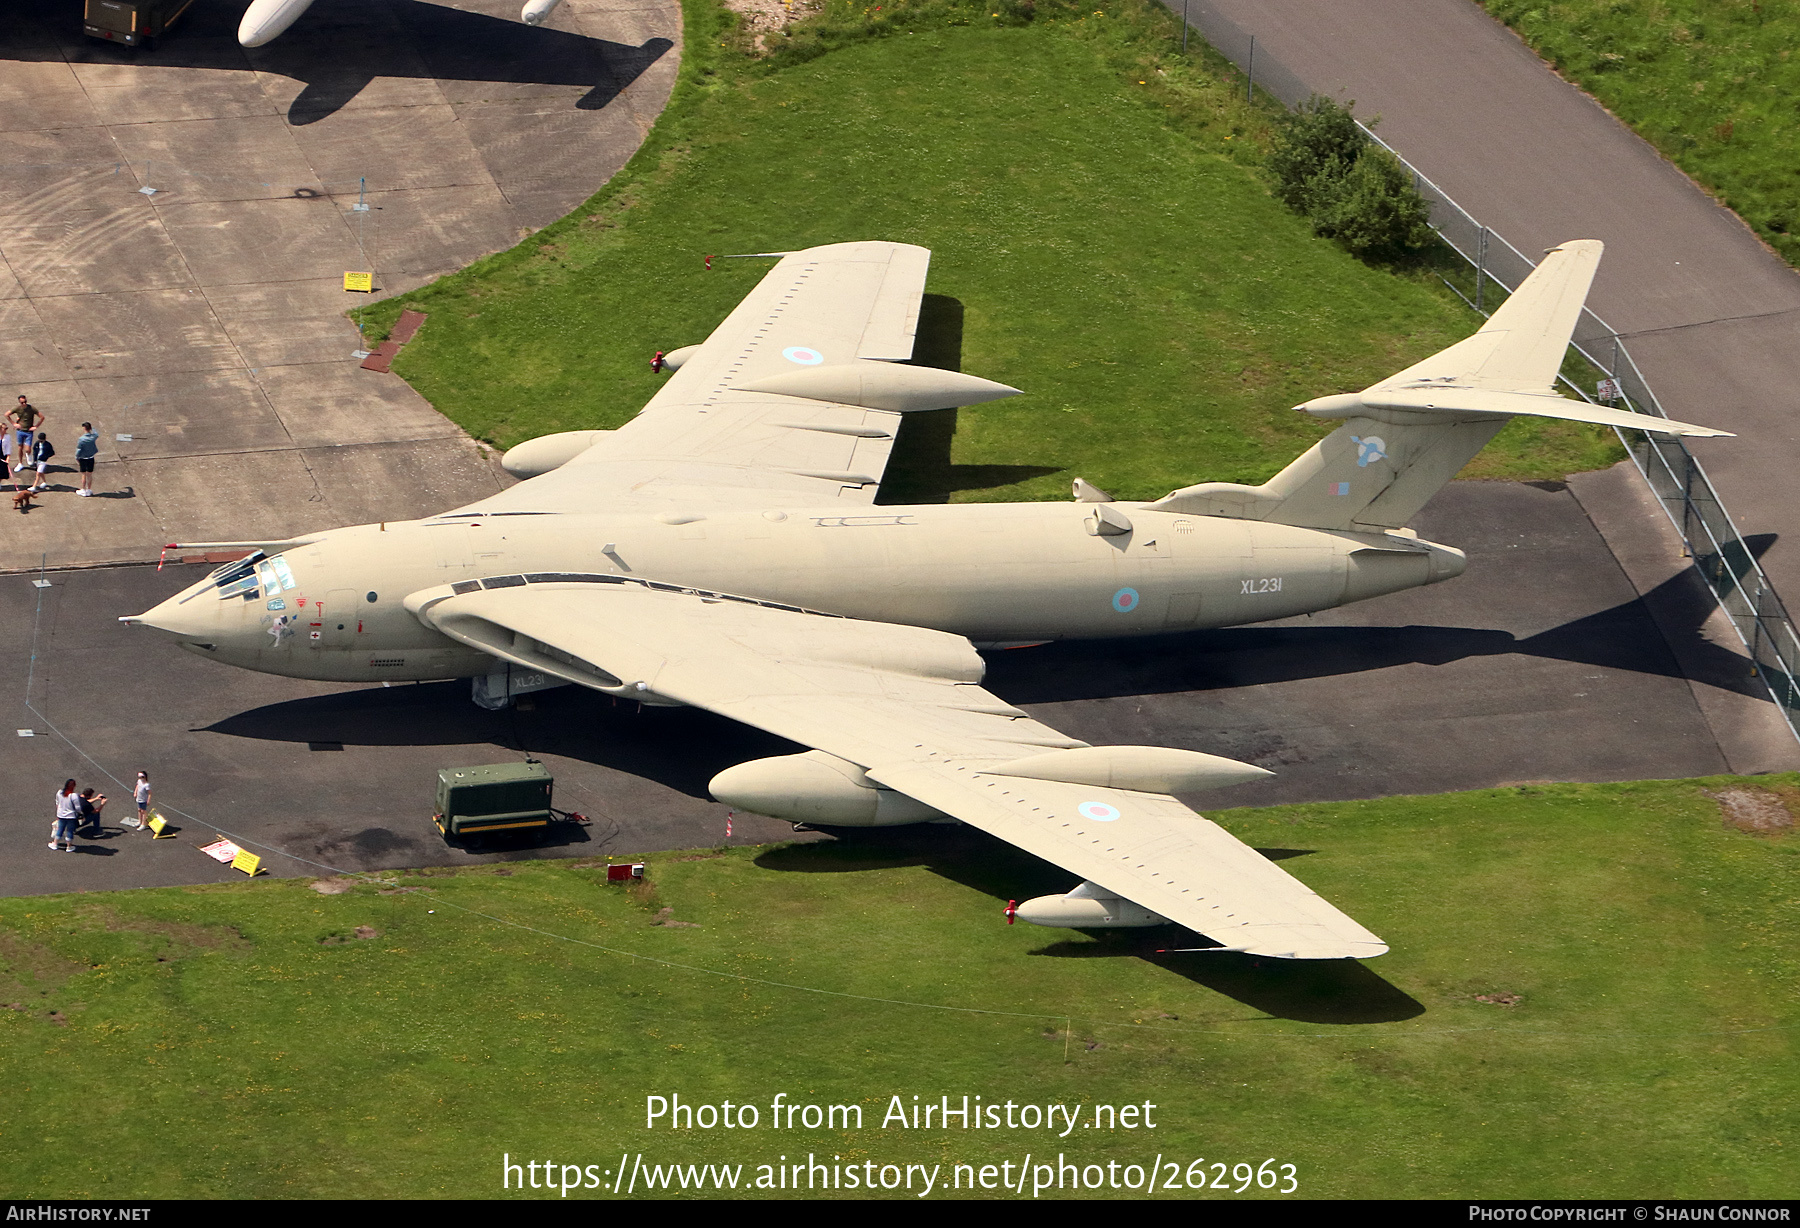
xmin=1268 ymin=95 xmax=1433 ymax=259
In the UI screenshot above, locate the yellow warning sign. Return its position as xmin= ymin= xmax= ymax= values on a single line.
xmin=231 ymin=849 xmax=264 ymax=877
xmin=343 ymin=271 xmax=374 ymax=293
xmin=148 ymin=812 xmax=175 ymax=839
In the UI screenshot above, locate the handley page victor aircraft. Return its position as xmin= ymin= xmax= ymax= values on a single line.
xmin=128 ymin=240 xmax=1726 ymax=959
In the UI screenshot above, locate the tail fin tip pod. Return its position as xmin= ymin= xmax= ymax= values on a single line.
xmin=1149 ymin=239 xmax=1731 ymax=531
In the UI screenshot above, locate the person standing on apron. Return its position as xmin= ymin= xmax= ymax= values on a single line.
xmin=52 ymin=780 xmax=78 ymax=851
xmin=11 ymin=396 xmax=43 ymax=474
xmin=75 ymin=423 xmax=99 ymax=496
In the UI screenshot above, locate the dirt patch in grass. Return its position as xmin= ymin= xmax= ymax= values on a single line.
xmin=310 ymin=878 xmax=357 ymax=895
xmin=728 ymin=0 xmax=819 ymax=50
xmin=1704 ymin=788 xmax=1794 ymax=835
xmin=77 ymin=908 xmax=250 ymax=956
xmin=0 ymin=932 xmax=86 ymax=994
xmin=1474 ymin=992 xmax=1522 ymax=1007
xmin=650 ymin=907 xmax=699 ymax=928
xmin=319 ymin=927 xmax=382 ymax=946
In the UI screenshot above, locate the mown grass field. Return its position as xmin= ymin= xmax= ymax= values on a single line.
xmin=1483 ymin=0 xmax=1800 ymax=268
xmin=1 ymin=777 xmax=1793 ymax=1199
xmin=358 ymin=0 xmax=1622 ymax=499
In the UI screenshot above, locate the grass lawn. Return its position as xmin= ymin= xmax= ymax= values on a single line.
xmin=358 ymin=0 xmax=1621 ymax=500
xmin=1482 ymin=0 xmax=1800 ymax=269
xmin=1 ymin=776 xmax=1793 ymax=1199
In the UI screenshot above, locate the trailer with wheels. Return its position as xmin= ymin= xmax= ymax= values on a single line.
xmin=433 ymin=761 xmax=555 ymax=842
xmin=84 ymin=0 xmax=195 ymax=47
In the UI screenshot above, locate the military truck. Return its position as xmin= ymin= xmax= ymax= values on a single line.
xmin=84 ymin=0 xmax=195 ymax=47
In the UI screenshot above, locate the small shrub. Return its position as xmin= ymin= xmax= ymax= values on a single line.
xmin=1267 ymin=95 xmax=1434 ymax=260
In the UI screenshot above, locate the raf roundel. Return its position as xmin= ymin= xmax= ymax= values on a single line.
xmin=1078 ymin=801 xmax=1122 ymax=822
xmin=1111 ymin=586 xmax=1140 ymax=614
xmin=781 ymin=346 xmax=825 ymax=366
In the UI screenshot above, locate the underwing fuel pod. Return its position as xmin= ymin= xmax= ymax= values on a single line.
xmin=127 ymin=239 xmax=1726 ymax=960
xmin=236 ymin=0 xmax=567 ymax=47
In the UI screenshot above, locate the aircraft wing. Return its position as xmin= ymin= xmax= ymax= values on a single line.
xmin=456 ymin=242 xmax=1018 ymax=516
xmin=405 ymin=577 xmax=1387 ymax=959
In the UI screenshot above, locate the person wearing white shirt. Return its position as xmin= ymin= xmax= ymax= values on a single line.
xmin=52 ymin=780 xmax=78 ymax=851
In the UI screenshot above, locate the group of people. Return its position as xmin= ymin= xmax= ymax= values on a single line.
xmin=50 ymin=772 xmax=151 ymax=851
xmin=8 ymin=396 xmax=100 ymax=497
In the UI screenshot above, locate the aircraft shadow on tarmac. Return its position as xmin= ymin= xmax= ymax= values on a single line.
xmin=754 ymin=827 xmax=1424 ymax=1024
xmin=5 ymin=0 xmax=672 ymax=125
xmin=202 ymin=682 xmax=803 ymax=799
xmin=203 ymin=540 xmax=1771 ymax=792
xmin=981 ymin=558 xmax=1774 ymax=707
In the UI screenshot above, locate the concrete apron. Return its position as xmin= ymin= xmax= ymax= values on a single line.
xmin=0 ymin=0 xmax=681 ymax=572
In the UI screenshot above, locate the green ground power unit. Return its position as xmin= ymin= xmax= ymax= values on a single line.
xmin=433 ymin=762 xmax=554 ymax=839
xmin=84 ymin=0 xmax=194 ymax=47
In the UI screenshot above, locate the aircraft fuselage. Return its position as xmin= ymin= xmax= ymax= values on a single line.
xmin=135 ymin=499 xmax=1464 ymax=685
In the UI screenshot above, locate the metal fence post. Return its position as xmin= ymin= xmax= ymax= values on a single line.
xmin=1181 ymin=0 xmax=1188 ymax=53
xmin=1475 ymin=227 xmax=1487 ymax=313
xmin=1247 ymin=36 xmax=1255 ymax=102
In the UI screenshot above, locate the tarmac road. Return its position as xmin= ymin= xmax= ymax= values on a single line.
xmin=1179 ymin=0 xmax=1800 ymax=608
xmin=0 ymin=481 xmax=1744 ymax=898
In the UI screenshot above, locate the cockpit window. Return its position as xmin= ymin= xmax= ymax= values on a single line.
xmin=217 ymin=573 xmax=259 ymax=600
xmin=211 ymin=553 xmax=262 ymax=601
xmin=209 ymin=552 xmax=263 ymax=584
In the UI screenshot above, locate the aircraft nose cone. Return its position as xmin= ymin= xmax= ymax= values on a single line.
xmin=1427 ymin=543 xmax=1468 ymax=584
xmin=123 ymin=593 xmax=220 ymax=643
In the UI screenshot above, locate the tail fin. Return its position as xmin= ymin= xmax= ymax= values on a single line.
xmin=1148 ymin=240 xmax=1730 ymax=531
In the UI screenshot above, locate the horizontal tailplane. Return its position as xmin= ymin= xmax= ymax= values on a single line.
xmin=1148 ymin=240 xmax=1730 ymax=531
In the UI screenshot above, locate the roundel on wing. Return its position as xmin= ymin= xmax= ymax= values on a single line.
xmin=1111 ymin=587 xmax=1140 ymax=613
xmin=782 ymin=346 xmax=825 ymax=366
xmin=1077 ymin=801 xmax=1121 ymax=822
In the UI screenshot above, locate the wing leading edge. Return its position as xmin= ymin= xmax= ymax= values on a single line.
xmin=403 ymin=578 xmax=1387 ymax=959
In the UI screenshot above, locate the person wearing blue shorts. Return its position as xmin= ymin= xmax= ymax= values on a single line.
xmin=10 ymin=396 xmax=43 ymax=475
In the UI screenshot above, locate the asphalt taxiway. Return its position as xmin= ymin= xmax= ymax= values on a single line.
xmin=1 ymin=0 xmax=1790 ymax=905
xmin=0 ymin=478 xmax=1763 ymax=897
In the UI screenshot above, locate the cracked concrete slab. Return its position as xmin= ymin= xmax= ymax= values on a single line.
xmin=255 ymin=362 xmax=466 ymax=448
xmin=0 ymin=0 xmax=680 ymax=574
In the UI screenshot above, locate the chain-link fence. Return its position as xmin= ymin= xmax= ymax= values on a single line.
xmin=1174 ymin=1 xmax=1800 ymax=739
